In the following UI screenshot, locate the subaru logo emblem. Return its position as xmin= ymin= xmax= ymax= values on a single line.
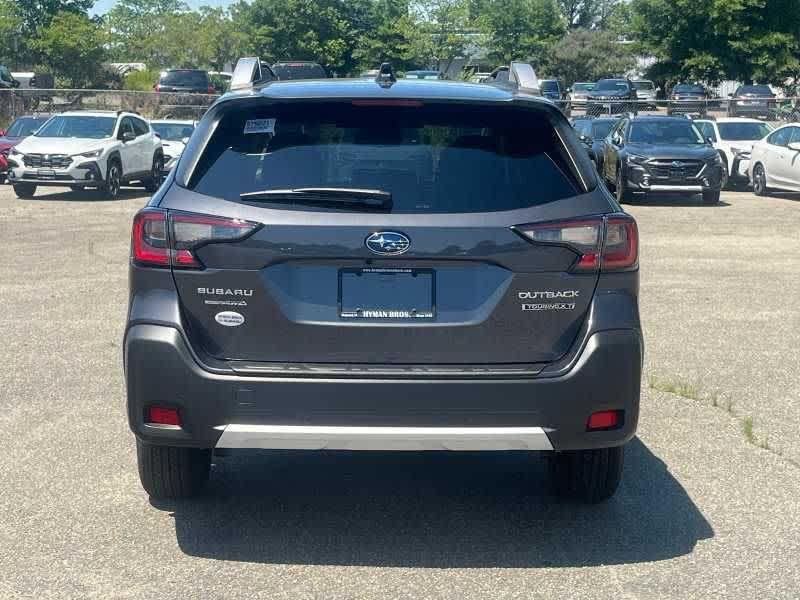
xmin=365 ymin=231 xmax=410 ymax=255
xmin=671 ymin=161 xmax=684 ymax=168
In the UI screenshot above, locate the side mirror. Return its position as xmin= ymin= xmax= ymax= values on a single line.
xmin=707 ymin=137 xmax=715 ymax=145
xmin=121 ymin=131 xmax=136 ymax=142
xmin=788 ymin=142 xmax=800 ymax=151
xmin=612 ymin=134 xmax=622 ymax=145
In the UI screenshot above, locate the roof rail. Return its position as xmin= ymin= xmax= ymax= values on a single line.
xmin=231 ymin=56 xmax=274 ymax=91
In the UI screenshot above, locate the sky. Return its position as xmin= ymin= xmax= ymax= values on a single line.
xmin=90 ymin=0 xmax=235 ymax=16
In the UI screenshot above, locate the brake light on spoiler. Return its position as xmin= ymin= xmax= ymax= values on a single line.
xmin=514 ymin=214 xmax=638 ymax=273
xmin=132 ymin=209 xmax=260 ymax=269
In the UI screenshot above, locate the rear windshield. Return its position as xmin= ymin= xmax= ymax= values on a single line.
xmin=737 ymin=85 xmax=772 ymax=95
xmin=273 ymin=64 xmax=327 ymax=80
xmin=632 ymin=81 xmax=654 ymax=90
xmin=188 ymin=103 xmax=582 ymax=213
xmin=541 ymin=80 xmax=559 ymax=92
xmin=572 ymin=83 xmax=593 ymax=92
xmin=594 ymin=80 xmax=629 ymax=92
xmin=160 ymin=70 xmax=208 ymax=86
xmin=673 ymin=84 xmax=705 ymax=93
xmin=717 ymin=122 xmax=771 ymax=140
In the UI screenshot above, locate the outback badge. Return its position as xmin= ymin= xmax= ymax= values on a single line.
xmin=365 ymin=231 xmax=410 ymax=256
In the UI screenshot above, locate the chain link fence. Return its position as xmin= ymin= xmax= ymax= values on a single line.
xmin=4 ymin=89 xmax=800 ymax=129
xmin=0 ymin=89 xmax=218 ymax=129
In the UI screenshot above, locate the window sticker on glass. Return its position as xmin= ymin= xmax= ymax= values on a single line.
xmin=244 ymin=118 xmax=276 ymax=135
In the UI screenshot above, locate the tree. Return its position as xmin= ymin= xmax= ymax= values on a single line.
xmin=408 ymin=0 xmax=475 ymax=72
xmin=631 ymin=0 xmax=800 ymax=85
xmin=542 ymin=28 xmax=636 ymax=85
xmin=232 ymin=0 xmax=355 ymax=75
xmin=14 ymin=0 xmax=94 ymax=38
xmin=0 ymin=0 xmax=23 ymax=64
xmin=478 ymin=0 xmax=567 ymax=65
xmin=30 ymin=12 xmax=107 ymax=87
xmin=105 ymin=0 xmax=189 ymax=65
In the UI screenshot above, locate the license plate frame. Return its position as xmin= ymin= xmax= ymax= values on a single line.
xmin=338 ymin=267 xmax=436 ymax=320
xmin=37 ymin=168 xmax=56 ymax=179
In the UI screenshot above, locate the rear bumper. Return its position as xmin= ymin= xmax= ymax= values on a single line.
xmin=124 ymin=324 xmax=642 ymax=452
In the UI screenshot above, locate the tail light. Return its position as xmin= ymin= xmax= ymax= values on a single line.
xmin=514 ymin=214 xmax=638 ymax=273
xmin=132 ymin=209 xmax=260 ymax=269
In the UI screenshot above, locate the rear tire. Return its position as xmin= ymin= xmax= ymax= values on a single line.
xmin=551 ymin=445 xmax=624 ymax=503
xmin=136 ymin=439 xmax=211 ymax=499
xmin=615 ymin=169 xmax=633 ymax=203
xmin=13 ymin=183 xmax=36 ymax=198
xmin=702 ymin=190 xmax=721 ymax=205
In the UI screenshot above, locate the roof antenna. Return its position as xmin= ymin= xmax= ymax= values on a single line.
xmin=375 ymin=62 xmax=396 ymax=87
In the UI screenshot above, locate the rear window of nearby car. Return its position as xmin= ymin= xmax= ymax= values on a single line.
xmin=572 ymin=83 xmax=593 ymax=92
xmin=6 ymin=117 xmax=48 ymax=137
xmin=717 ymin=122 xmax=771 ymax=140
xmin=188 ymin=103 xmax=583 ymax=213
xmin=35 ymin=116 xmax=116 ymax=139
xmin=272 ymin=63 xmax=327 ymax=80
xmin=541 ymin=80 xmax=560 ymax=92
xmin=160 ymin=70 xmax=209 ymax=86
xmin=673 ymin=84 xmax=705 ymax=93
xmin=594 ymin=80 xmax=629 ymax=92
xmin=632 ymin=81 xmax=654 ymax=90
xmin=737 ymin=85 xmax=772 ymax=95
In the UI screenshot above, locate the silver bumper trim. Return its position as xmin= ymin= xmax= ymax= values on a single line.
xmin=646 ymin=185 xmax=704 ymax=192
xmin=214 ymin=424 xmax=554 ymax=451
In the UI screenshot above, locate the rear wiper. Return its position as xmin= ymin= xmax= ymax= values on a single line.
xmin=240 ymin=187 xmax=392 ymax=211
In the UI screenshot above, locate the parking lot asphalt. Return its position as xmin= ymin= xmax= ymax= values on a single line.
xmin=0 ymin=185 xmax=798 ymax=599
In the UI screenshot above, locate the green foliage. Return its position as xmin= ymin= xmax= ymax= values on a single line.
xmin=14 ymin=0 xmax=94 ymax=38
xmin=123 ymin=69 xmax=161 ymax=91
xmin=477 ymin=0 xmax=567 ymax=65
xmin=0 ymin=0 xmax=23 ymax=63
xmin=29 ymin=11 xmax=107 ymax=88
xmin=631 ymin=0 xmax=800 ymax=84
xmin=542 ymin=29 xmax=637 ymax=85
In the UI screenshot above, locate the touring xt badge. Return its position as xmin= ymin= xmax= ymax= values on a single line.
xmin=519 ymin=290 xmax=579 ymax=312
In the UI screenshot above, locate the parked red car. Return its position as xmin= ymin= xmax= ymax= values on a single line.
xmin=0 ymin=114 xmax=51 ymax=183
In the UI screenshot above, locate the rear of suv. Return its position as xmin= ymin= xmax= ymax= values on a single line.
xmin=155 ymin=69 xmax=215 ymax=94
xmin=125 ymin=64 xmax=642 ymax=503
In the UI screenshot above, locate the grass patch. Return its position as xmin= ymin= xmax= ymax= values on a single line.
xmin=648 ymin=376 xmax=702 ymax=400
xmin=742 ymin=416 xmax=755 ymax=444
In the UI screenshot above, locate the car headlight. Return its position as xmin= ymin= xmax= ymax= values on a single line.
xmin=626 ymin=154 xmax=648 ymax=165
xmin=72 ymin=149 xmax=102 ymax=159
xmin=9 ymin=147 xmax=23 ymax=157
xmin=730 ymin=147 xmax=750 ymax=157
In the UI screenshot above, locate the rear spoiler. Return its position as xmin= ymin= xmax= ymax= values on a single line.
xmin=230 ymin=57 xmax=275 ymax=91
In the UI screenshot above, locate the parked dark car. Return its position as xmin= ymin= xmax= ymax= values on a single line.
xmin=404 ymin=70 xmax=445 ymax=80
xmin=154 ymin=69 xmax=215 ymax=94
xmin=126 ymin=61 xmax=641 ymax=504
xmin=727 ymin=84 xmax=776 ymax=119
xmin=667 ymin=83 xmax=708 ymax=117
xmin=0 ymin=114 xmax=52 ymax=183
xmin=572 ymin=116 xmax=619 ymax=170
xmin=272 ymin=62 xmax=327 ymax=80
xmin=600 ymin=115 xmax=724 ymax=204
xmin=540 ymin=79 xmax=570 ymax=116
xmin=586 ymin=79 xmax=638 ymax=116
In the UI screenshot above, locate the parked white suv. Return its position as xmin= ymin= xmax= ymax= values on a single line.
xmin=7 ymin=111 xmax=163 ymax=199
xmin=694 ymin=118 xmax=772 ymax=188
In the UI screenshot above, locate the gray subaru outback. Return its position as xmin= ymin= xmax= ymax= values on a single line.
xmin=125 ymin=62 xmax=642 ymax=503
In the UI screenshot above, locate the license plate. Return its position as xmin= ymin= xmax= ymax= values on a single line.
xmin=339 ymin=267 xmax=435 ymax=319
xmin=37 ymin=169 xmax=55 ymax=179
